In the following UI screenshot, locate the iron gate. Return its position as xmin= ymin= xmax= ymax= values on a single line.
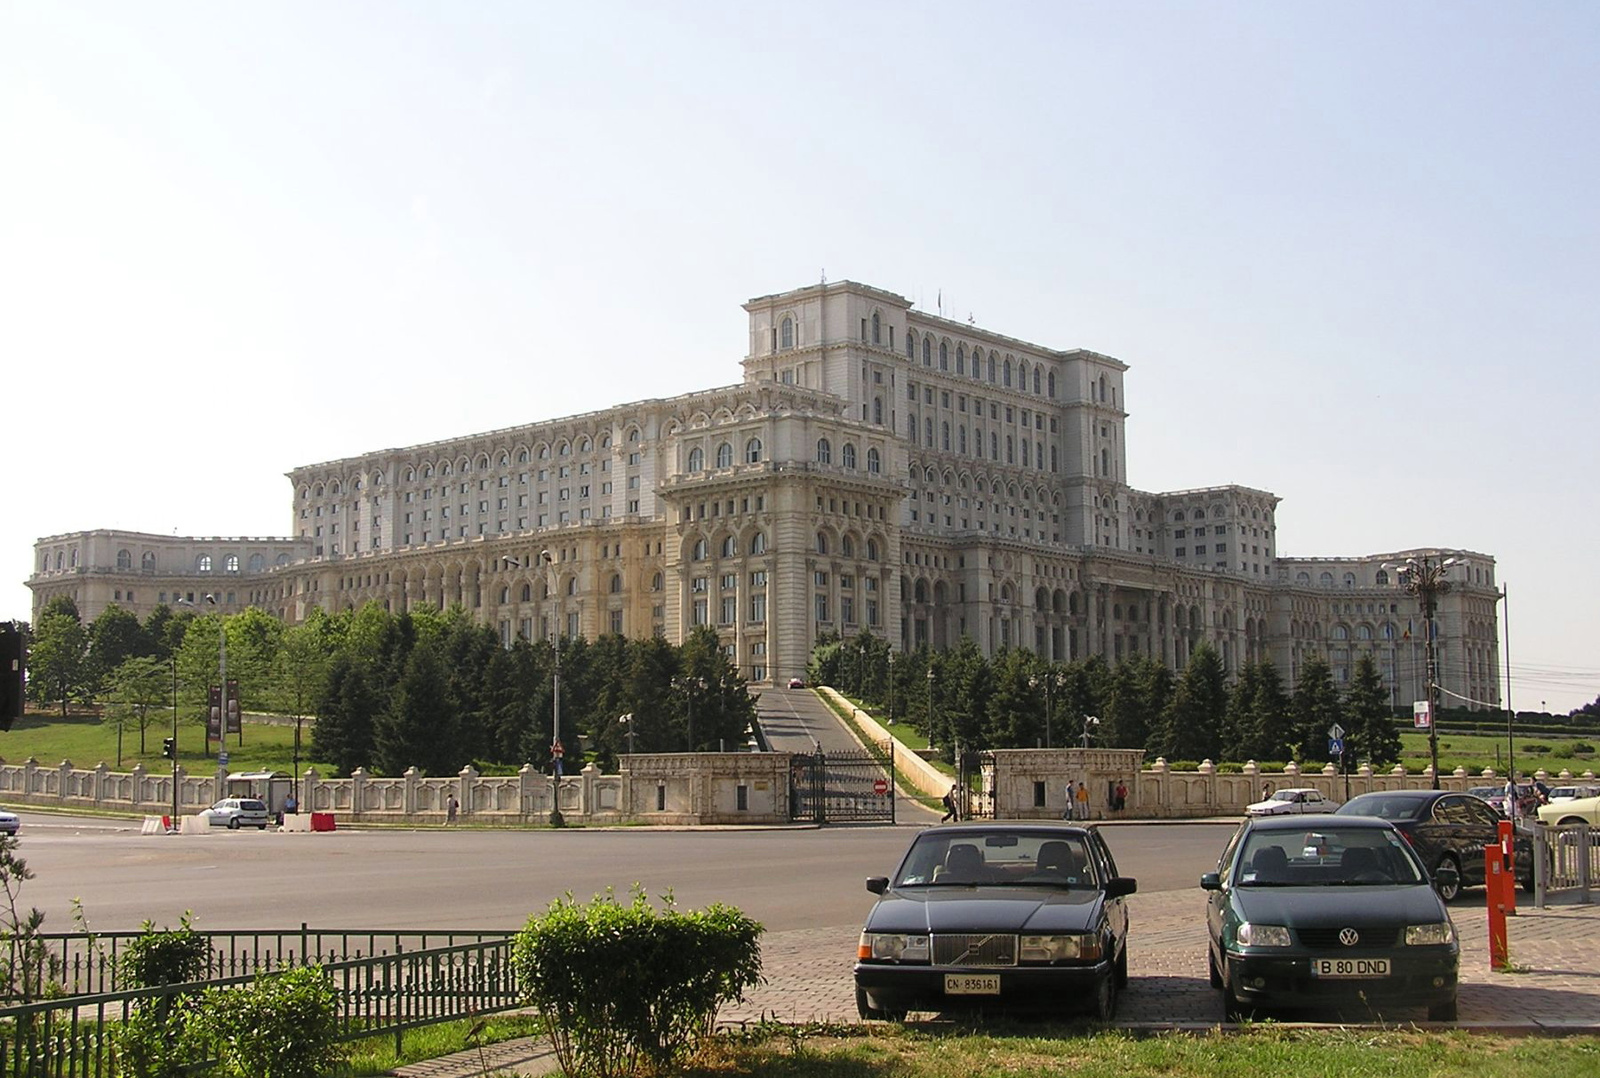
xmin=790 ymin=743 xmax=896 ymax=824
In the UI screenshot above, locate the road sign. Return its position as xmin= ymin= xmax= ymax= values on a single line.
xmin=1413 ymin=701 xmax=1431 ymax=729
xmin=873 ymin=778 xmax=889 ymax=796
xmin=1329 ymin=738 xmax=1344 ymax=756
xmin=1327 ymin=723 xmax=1345 ymax=741
xmin=218 ymin=751 xmax=229 ymax=768
xmin=551 ymin=740 xmax=564 ymax=758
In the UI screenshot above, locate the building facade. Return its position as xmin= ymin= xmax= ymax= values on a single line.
xmin=28 ymin=280 xmax=1502 ymax=707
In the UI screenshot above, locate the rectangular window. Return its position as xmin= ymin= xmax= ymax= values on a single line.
xmin=814 ymin=594 xmax=828 ymax=622
xmin=692 ymin=577 xmax=708 ymax=592
xmin=721 ymin=597 xmax=736 ymax=624
xmin=841 ymin=596 xmax=854 ymax=624
xmin=750 ymin=570 xmax=767 ymax=587
xmin=721 ymin=573 xmax=736 ymax=590
xmin=693 ymin=598 xmax=708 ymax=625
xmin=814 ymin=570 xmax=828 ymax=586
xmin=749 ymin=593 xmax=767 ymax=622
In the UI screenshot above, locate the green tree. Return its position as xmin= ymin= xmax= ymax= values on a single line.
xmin=984 ymin=649 xmax=1043 ymax=749
xmin=104 ymin=655 xmax=171 ymax=760
xmin=27 ymin=610 xmax=90 ymax=716
xmin=1290 ymin=655 xmax=1343 ymax=764
xmin=1347 ymin=652 xmax=1402 ymax=768
xmin=1157 ymin=643 xmax=1228 ymax=761
xmin=374 ymin=640 xmax=456 ymax=776
xmin=1220 ymin=663 xmax=1262 ymax=762
xmin=310 ymin=655 xmax=382 ymax=776
xmin=1103 ymin=656 xmax=1171 ymax=755
xmin=87 ymin=604 xmax=149 ymax=699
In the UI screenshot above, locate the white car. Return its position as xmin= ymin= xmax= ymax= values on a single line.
xmin=198 ymin=798 xmax=270 ymax=830
xmin=1245 ymin=788 xmax=1340 ymax=816
xmin=1547 ymin=785 xmax=1600 ymax=805
xmin=1539 ymin=794 xmax=1600 ymax=827
xmin=0 ymin=809 xmax=18 ymax=836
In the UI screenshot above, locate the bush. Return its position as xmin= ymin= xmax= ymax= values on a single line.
xmin=1524 ymin=743 xmax=1551 ymax=754
xmin=189 ymin=966 xmax=344 ymax=1078
xmin=114 ymin=916 xmax=213 ymax=1078
xmin=1575 ymin=742 xmax=1594 ymax=754
xmin=511 ymin=888 xmax=763 ymax=1078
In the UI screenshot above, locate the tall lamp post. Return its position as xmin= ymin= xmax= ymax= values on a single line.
xmin=1029 ymin=669 xmax=1063 ymax=749
xmin=169 ymin=657 xmax=180 ymax=823
xmin=1082 ymin=714 xmax=1100 ymax=750
xmin=539 ymin=550 xmax=564 ymax=826
xmin=677 ymin=674 xmax=707 ymax=751
xmin=1382 ymin=554 xmax=1459 ymax=790
xmin=886 ymin=651 xmax=896 ymax=724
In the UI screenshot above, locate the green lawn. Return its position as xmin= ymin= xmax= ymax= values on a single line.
xmin=1400 ymin=730 xmax=1597 ymax=778
xmin=1 ymin=706 xmax=332 ymax=776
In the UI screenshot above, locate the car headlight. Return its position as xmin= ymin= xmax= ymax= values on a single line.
xmin=1405 ymin=922 xmax=1456 ymax=946
xmin=1235 ymin=922 xmax=1291 ymax=947
xmin=1020 ymin=933 xmax=1102 ymax=963
xmin=857 ymin=932 xmax=930 ymax=963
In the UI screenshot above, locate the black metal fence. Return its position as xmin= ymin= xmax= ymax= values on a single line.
xmin=0 ymin=931 xmax=524 ymax=1078
xmin=790 ymin=746 xmax=895 ymax=824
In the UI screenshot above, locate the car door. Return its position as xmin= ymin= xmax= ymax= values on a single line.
xmin=1431 ymin=796 xmax=1483 ymax=885
xmin=1301 ymin=791 xmax=1326 ymax=813
xmin=1090 ymin=833 xmax=1129 ymax=954
xmin=1204 ymin=824 xmax=1246 ymax=962
xmin=1459 ymin=794 xmax=1522 ymax=878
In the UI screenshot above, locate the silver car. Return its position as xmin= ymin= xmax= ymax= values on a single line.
xmin=0 ymin=809 xmax=19 ymax=836
xmin=199 ymin=798 xmax=270 ymax=830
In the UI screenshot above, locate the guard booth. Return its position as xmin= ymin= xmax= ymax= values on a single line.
xmin=224 ymin=770 xmax=292 ymax=814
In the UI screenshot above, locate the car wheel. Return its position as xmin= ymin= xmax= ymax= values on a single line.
xmin=257 ymin=824 xmax=268 ymax=830
xmin=227 ymin=817 xmax=240 ymax=830
xmin=1224 ymin=980 xmax=1253 ymax=1023
xmin=1115 ymin=942 xmax=1129 ymax=989
xmin=1428 ymin=996 xmax=1458 ymax=1022
xmin=855 ymin=986 xmax=903 ymax=1023
xmin=1090 ymin=971 xmax=1118 ymax=1021
xmin=1435 ymin=853 xmax=1461 ymax=902
xmin=1208 ymin=948 xmax=1223 ymax=989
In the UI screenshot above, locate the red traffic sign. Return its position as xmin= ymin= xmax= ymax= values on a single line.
xmin=873 ymin=778 xmax=889 ymax=796
xmin=551 ymin=741 xmax=565 ymax=757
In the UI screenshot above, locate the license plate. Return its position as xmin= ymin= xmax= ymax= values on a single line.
xmin=1312 ymin=957 xmax=1390 ymax=978
xmin=944 ymin=973 xmax=1002 ymax=995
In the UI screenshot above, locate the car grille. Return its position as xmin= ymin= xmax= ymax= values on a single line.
xmin=932 ymin=933 xmax=1018 ymax=967
xmin=1297 ymin=926 xmax=1400 ymax=949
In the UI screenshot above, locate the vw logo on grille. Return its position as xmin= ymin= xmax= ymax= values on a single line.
xmin=1339 ymin=927 xmax=1361 ymax=947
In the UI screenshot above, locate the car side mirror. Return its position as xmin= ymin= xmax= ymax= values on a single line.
xmin=1104 ymin=876 xmax=1137 ymax=898
xmin=1200 ymin=872 xmax=1222 ymax=891
xmin=866 ymin=876 xmax=889 ymax=895
xmin=1433 ymin=864 xmax=1459 ymax=895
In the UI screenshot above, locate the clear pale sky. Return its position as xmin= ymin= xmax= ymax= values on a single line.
xmin=3 ymin=3 xmax=1595 ymax=712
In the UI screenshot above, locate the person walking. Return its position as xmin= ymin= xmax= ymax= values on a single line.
xmin=1114 ymin=780 xmax=1128 ymax=814
xmin=446 ymin=794 xmax=459 ymax=825
xmin=940 ymin=784 xmax=961 ymax=822
xmin=1074 ymin=781 xmax=1091 ymax=821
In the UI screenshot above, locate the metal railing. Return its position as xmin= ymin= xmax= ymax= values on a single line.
xmin=1532 ymin=822 xmax=1596 ymax=906
xmin=0 ymin=936 xmax=525 ymax=1078
xmin=8 ymin=926 xmax=516 ymax=1001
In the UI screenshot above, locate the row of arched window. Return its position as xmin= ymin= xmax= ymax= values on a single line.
xmin=905 ymin=331 xmax=1057 ymax=398
xmin=815 ymin=439 xmax=881 ymax=473
xmin=686 ymin=438 xmax=764 ymax=472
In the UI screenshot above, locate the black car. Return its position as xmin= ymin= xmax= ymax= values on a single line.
xmin=1202 ymin=814 xmax=1459 ymax=1022
xmin=1335 ymin=789 xmax=1534 ymax=901
xmin=854 ymin=823 xmax=1136 ymax=1021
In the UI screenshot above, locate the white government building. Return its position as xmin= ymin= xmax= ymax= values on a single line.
xmin=29 ymin=280 xmax=1503 ymax=710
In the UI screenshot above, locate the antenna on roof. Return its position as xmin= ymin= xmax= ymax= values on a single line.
xmin=937 ymin=288 xmax=943 ymax=317
xmin=968 ymin=312 xmax=976 ymax=324
xmin=820 ymin=268 xmax=827 ymax=285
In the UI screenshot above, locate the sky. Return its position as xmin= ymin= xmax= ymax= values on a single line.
xmin=2 ymin=2 xmax=1596 ymax=712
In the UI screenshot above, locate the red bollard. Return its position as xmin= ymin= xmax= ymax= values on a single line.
xmin=1498 ymin=819 xmax=1517 ymax=915
xmin=1485 ymin=844 xmax=1509 ymax=970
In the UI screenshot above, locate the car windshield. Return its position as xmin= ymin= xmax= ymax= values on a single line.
xmin=1339 ymin=794 xmax=1423 ymax=821
xmin=238 ymin=800 xmax=266 ymax=811
xmin=1268 ymin=791 xmax=1300 ymax=802
xmin=894 ymin=831 xmax=1099 ymax=889
xmin=1235 ymin=827 xmax=1425 ymax=887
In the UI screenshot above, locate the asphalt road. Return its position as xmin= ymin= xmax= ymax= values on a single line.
xmin=8 ymin=811 xmax=1238 ymax=936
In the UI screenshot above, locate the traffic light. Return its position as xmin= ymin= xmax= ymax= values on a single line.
xmin=162 ymin=738 xmax=175 ymax=760
xmin=0 ymin=622 xmax=23 ymax=733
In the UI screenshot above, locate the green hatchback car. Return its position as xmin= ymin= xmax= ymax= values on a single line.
xmin=1201 ymin=814 xmax=1460 ymax=1022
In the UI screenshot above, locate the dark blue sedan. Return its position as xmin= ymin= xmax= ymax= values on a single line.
xmin=854 ymin=823 xmax=1135 ymax=1021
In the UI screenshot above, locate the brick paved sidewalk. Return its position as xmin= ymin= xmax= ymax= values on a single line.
xmin=395 ymin=892 xmax=1600 ymax=1077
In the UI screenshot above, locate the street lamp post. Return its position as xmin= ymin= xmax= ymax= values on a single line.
xmin=1082 ymin=714 xmax=1100 ymax=750
xmin=619 ymin=712 xmax=636 ymax=755
xmin=169 ymin=657 xmax=180 ymax=823
xmin=539 ymin=550 xmax=564 ymax=826
xmin=1382 ymin=554 xmax=1460 ymax=790
xmin=1029 ymin=670 xmax=1062 ymax=749
xmin=678 ymin=674 xmax=707 ymax=751
xmin=886 ymin=651 xmax=896 ymax=724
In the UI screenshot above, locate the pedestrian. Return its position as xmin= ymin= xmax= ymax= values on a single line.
xmin=940 ymin=784 xmax=960 ymax=823
xmin=1261 ymin=782 xmax=1272 ymax=802
xmin=446 ymin=794 xmax=459 ymax=825
xmin=1114 ymin=780 xmax=1128 ymax=814
xmin=1503 ymin=775 xmax=1518 ymax=821
xmin=1075 ymin=781 xmax=1091 ymax=821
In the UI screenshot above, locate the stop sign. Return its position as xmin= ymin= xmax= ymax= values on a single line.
xmin=873 ymin=778 xmax=889 ymax=796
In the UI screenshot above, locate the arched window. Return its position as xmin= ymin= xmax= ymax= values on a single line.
xmin=276 ymin=553 xmax=290 ymax=566
xmin=941 ymin=422 xmax=950 ymax=450
xmin=522 ymin=583 xmax=533 ymax=601
xmin=1343 ymin=572 xmax=1357 ymax=588
xmin=652 ymin=572 xmax=664 ymax=591
xmin=867 ymin=538 xmax=880 ymax=561
xmin=1320 ymin=572 xmax=1335 ymax=586
xmin=1376 ymin=569 xmax=1389 ymax=586
xmin=1033 ymin=367 xmax=1041 ymax=394
xmin=867 ymin=447 xmax=881 ymax=474
xmin=745 ymin=438 xmax=762 ymax=463
xmin=922 ymin=338 xmax=931 ymax=366
xmin=780 ymin=316 xmax=794 ymax=349
xmin=500 ymin=587 xmax=510 ymax=604
xmin=987 ymin=355 xmax=996 ymax=382
xmin=1048 ymin=370 xmax=1056 ymax=398
xmin=610 ymin=574 xmax=623 ymax=594
xmin=939 ymin=342 xmax=948 ymax=370
xmin=873 ymin=398 xmax=883 ymax=424
xmin=116 ymin=549 xmax=132 ymax=570
xmin=816 ymin=438 xmax=832 ymax=464
xmin=1004 ymin=358 xmax=1013 ymax=387
xmin=692 ymin=538 xmax=708 ymax=561
xmin=721 ymin=535 xmax=737 ymax=557
xmin=750 ymin=532 xmax=767 ymax=554
xmin=716 ymin=442 xmax=733 ymax=468
xmin=816 ymin=533 xmax=829 ymax=555
xmin=566 ymin=577 xmax=577 ymax=596
xmin=197 ymin=555 xmax=213 ymax=572
xmin=1296 ymin=571 xmax=1311 ymax=584
xmin=687 ymin=447 xmax=704 ymax=472
xmin=842 ymin=443 xmax=857 ymax=469
xmin=956 ymin=345 xmax=965 ymax=375
xmin=871 ymin=311 xmax=881 ymax=344
xmin=842 ymin=535 xmax=855 ymax=557
xmin=224 ymin=554 xmax=239 ymax=573
xmin=141 ymin=551 xmax=156 ymax=572
xmin=906 ymin=331 xmax=916 ymax=359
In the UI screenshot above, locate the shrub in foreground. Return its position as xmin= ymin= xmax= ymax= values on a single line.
xmin=511 ymin=887 xmax=763 ymax=1078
